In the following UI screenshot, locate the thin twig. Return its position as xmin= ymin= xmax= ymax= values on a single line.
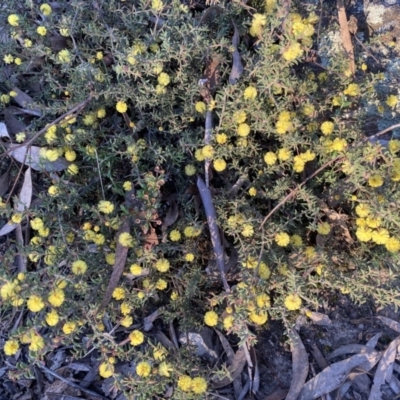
xmin=204 ymin=110 xmax=213 ymax=187
xmin=94 ymin=149 xmax=105 ymax=200
xmin=197 ymin=176 xmax=230 ymax=292
xmin=37 ymin=363 xmax=107 ymax=399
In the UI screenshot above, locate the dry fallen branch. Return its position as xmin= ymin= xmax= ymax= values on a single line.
xmin=197 ymin=176 xmax=230 ymax=292
xmin=337 ymin=0 xmax=356 ymax=74
xmin=98 ymin=221 xmax=131 ymax=312
xmin=228 ymin=20 xmax=244 ymax=85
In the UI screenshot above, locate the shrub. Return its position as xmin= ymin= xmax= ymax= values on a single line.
xmin=1 ymin=0 xmax=399 ymax=398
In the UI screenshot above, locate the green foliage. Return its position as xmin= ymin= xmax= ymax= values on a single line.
xmin=1 ymin=0 xmax=400 ymax=397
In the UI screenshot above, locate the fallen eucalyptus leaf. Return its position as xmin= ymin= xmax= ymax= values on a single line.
xmin=366 ymin=332 xmax=382 ymax=349
xmin=16 ymin=167 xmax=32 ymax=211
xmin=306 ymin=310 xmax=332 ymax=326
xmin=9 ymin=144 xmax=69 ymax=172
xmin=377 ymin=316 xmax=400 ymax=334
xmin=210 ymin=346 xmax=247 ymax=389
xmin=11 ymin=87 xmax=41 ymax=116
xmin=143 ymin=309 xmax=160 ymax=331
xmin=298 ymin=351 xmax=381 ymax=400
xmin=4 ymin=108 xmax=27 ymax=135
xmin=327 ymin=344 xmax=374 ymax=360
xmin=369 ymin=336 xmax=400 ymax=400
xmin=286 ymin=328 xmax=309 ymax=400
xmin=0 ymin=169 xmax=10 ymax=197
xmin=0 ymin=122 xmax=10 ymax=139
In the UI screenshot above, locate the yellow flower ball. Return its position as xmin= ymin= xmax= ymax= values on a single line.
xmin=64 ymin=149 xmax=77 ymax=162
xmin=204 ymin=311 xmax=218 ymax=326
xmin=62 ymin=321 xmax=77 ymax=335
xmin=37 ymin=26 xmax=47 ymax=36
xmin=98 ymin=200 xmax=114 ymax=214
xmin=130 ymin=263 xmax=143 ymax=275
xmin=119 ymin=232 xmax=134 ymax=247
xmin=8 ymin=14 xmax=20 ymax=26
xmin=165 ymin=227 xmax=180 ymax=241
xmin=386 ymin=95 xmax=398 ymax=109
xmin=184 ymin=164 xmax=196 ymax=176
xmin=48 ymin=288 xmax=65 ymax=307
xmin=99 ymin=362 xmax=114 ymax=378
xmin=29 ymin=334 xmax=44 ymax=351
xmin=178 ymin=375 xmax=193 ymax=392
xmin=112 ymin=287 xmax=126 ymax=300
xmin=158 ymin=72 xmax=170 ymax=86
xmin=368 ymin=174 xmax=383 ymax=188
xmin=275 ymin=232 xmax=290 ymax=247
xmin=71 ymin=260 xmax=87 ymax=275
xmin=355 ymin=204 xmax=370 ymax=217
xmin=291 ymin=234 xmax=303 ymax=247
xmin=213 ymin=159 xmax=226 ymax=172
xmin=343 ymin=83 xmax=360 ymax=96
xmin=136 ymin=361 xmax=151 ymax=377
xmin=195 ymin=101 xmax=206 ymax=113
xmin=249 ymin=311 xmax=268 ymax=325
xmin=202 ymin=145 xmax=214 ymax=158
xmin=216 ymin=133 xmax=228 ymax=144
xmin=320 ymin=121 xmax=334 ymax=135
xmin=155 ymin=258 xmax=170 ymax=272
xmin=237 ymin=123 xmax=250 ymax=137
xmin=129 ymin=330 xmax=144 ymax=346
xmin=284 ymin=294 xmax=302 ymax=311
xmin=40 ymin=4 xmax=52 ymax=15
xmin=386 ymin=237 xmax=400 ymax=253
xmin=241 ymin=224 xmax=254 ymax=237
xmin=264 ymin=151 xmax=277 ymax=165
xmin=116 ymin=101 xmax=128 ymax=113
xmin=243 ymin=86 xmax=257 ymax=100
xmin=27 ymin=295 xmax=45 ymax=312
xmin=45 ymin=310 xmax=59 ymax=326
xmin=317 ymin=222 xmax=331 ymax=235
xmin=233 ymin=110 xmax=247 ymax=124
xmin=4 ymin=339 xmax=19 ymax=356
xmin=191 ymin=377 xmax=208 ymax=394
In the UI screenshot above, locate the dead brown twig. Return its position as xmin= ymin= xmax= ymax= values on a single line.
xmin=337 ymin=0 xmax=356 ymax=75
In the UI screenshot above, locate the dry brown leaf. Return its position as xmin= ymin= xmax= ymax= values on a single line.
xmin=337 ymin=0 xmax=356 ymax=74
xmin=377 ymin=316 xmax=400 ymax=334
xmin=369 ymin=336 xmax=400 ymax=400
xmin=298 ymin=351 xmax=381 ymax=400
xmin=286 ymin=328 xmax=309 ymax=400
xmin=142 ymin=226 xmax=159 ymax=251
xmin=210 ymin=347 xmax=247 ymax=389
